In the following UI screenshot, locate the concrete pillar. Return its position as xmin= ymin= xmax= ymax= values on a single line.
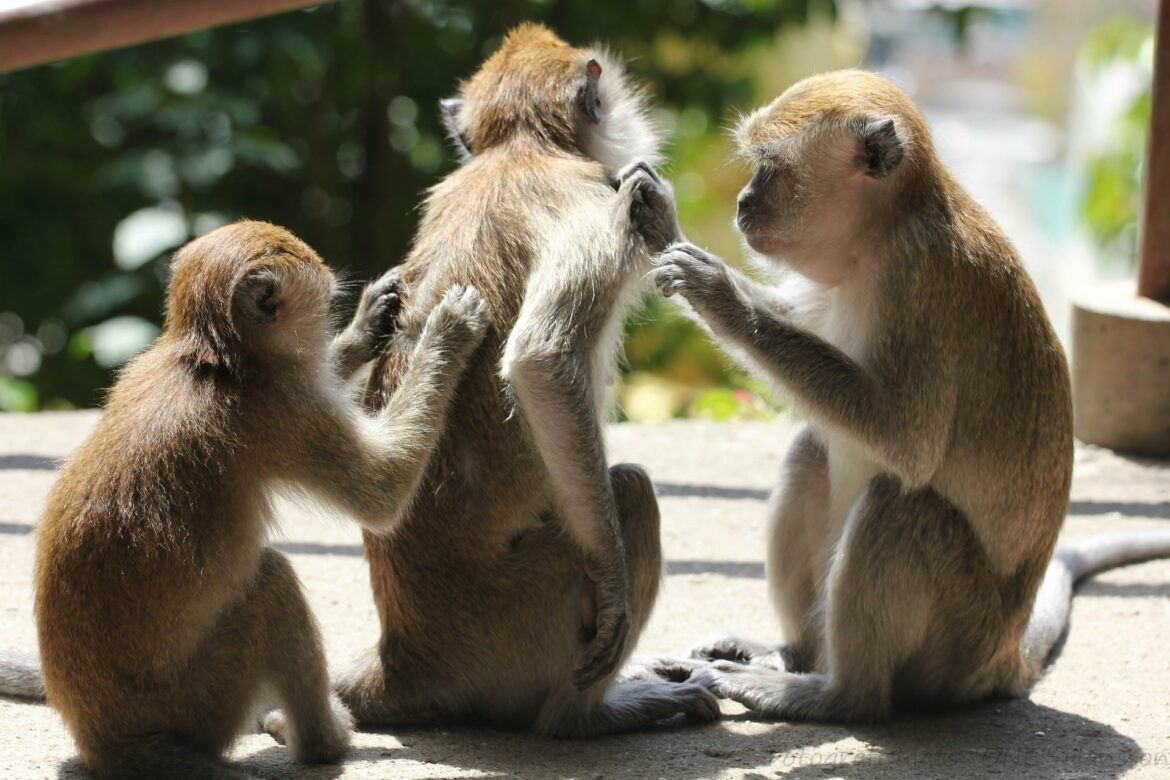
xmin=1071 ymin=281 xmax=1170 ymax=456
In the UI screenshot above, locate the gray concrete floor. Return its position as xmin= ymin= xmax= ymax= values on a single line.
xmin=1 ymin=412 xmax=1168 ymax=779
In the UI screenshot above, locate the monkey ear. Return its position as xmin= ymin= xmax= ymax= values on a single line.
xmin=860 ymin=118 xmax=904 ymax=179
xmin=440 ymin=97 xmax=472 ymax=159
xmin=580 ymin=59 xmax=602 ymax=124
xmin=235 ymin=271 xmax=282 ymax=327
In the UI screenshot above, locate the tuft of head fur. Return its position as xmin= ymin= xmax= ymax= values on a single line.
xmin=164 ymin=220 xmax=335 ymax=372
xmin=445 ymin=23 xmax=659 ymax=171
xmin=734 ymin=70 xmax=932 ymax=182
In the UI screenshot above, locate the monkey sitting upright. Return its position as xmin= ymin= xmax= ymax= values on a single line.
xmin=628 ymin=70 xmax=1170 ymax=722
xmin=25 ymin=221 xmax=486 ymax=778
xmin=336 ymin=24 xmax=717 ymax=737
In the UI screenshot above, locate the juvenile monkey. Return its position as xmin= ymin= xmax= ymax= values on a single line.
xmin=20 ymin=221 xmax=486 ymax=777
xmin=337 ymin=24 xmax=717 ymax=736
xmin=631 ymin=70 xmax=1170 ymax=721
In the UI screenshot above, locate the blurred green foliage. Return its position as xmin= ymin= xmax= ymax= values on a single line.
xmin=0 ymin=0 xmax=841 ymax=417
xmin=1077 ymin=16 xmax=1153 ymax=269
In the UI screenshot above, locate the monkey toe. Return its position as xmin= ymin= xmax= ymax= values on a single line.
xmin=689 ymin=635 xmax=760 ymax=664
xmin=259 ymin=709 xmax=289 ymax=745
xmin=620 ymin=655 xmax=703 ymax=683
xmin=678 ymin=683 xmax=722 ymax=721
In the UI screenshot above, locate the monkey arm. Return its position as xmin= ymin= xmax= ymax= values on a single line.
xmin=654 ymin=244 xmax=955 ymax=489
xmin=294 ymin=287 xmax=486 ymax=532
xmin=501 ymin=253 xmax=632 ymax=689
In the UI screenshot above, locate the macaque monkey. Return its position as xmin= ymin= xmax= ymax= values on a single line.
xmin=629 ymin=70 xmax=1170 ymax=722
xmin=336 ymin=24 xmax=717 ymax=736
xmin=16 ymin=221 xmax=486 ymax=777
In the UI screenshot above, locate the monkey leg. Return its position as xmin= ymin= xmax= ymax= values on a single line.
xmin=248 ymin=549 xmax=352 ymax=764
xmin=86 ymin=550 xmax=344 ymax=777
xmin=696 ymin=476 xmax=967 ymax=722
xmin=690 ymin=427 xmax=829 ymax=674
xmin=534 ymin=463 xmax=720 ymax=737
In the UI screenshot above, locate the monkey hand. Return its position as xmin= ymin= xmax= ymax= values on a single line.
xmin=574 ymin=556 xmax=631 ymax=690
xmin=616 ymin=160 xmax=682 ymax=254
xmin=418 ymin=285 xmax=488 ymax=364
xmin=650 ymin=243 xmax=735 ymax=309
xmin=353 ymin=267 xmax=406 ymax=350
xmin=332 ymin=269 xmax=406 ymax=379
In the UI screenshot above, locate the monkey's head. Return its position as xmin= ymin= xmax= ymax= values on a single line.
xmin=734 ymin=70 xmax=932 ymax=285
xmin=164 ymin=220 xmax=335 ymax=372
xmin=439 ymin=23 xmax=659 ymax=171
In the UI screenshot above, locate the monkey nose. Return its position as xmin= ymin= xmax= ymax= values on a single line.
xmin=736 ymin=193 xmax=755 ymax=225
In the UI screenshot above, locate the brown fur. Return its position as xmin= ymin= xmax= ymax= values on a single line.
xmin=641 ymin=71 xmax=1081 ymax=721
xmin=33 ymin=220 xmax=484 ymax=777
xmin=337 ymin=24 xmax=717 ymax=737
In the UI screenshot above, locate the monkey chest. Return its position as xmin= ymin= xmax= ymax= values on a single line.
xmin=823 ymin=432 xmax=880 ymax=533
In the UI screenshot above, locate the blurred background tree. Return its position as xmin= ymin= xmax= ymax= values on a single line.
xmin=0 ymin=0 xmax=852 ymax=416
xmin=1 ymin=0 xmax=1156 ymax=418
xmin=1075 ymin=15 xmax=1154 ymax=272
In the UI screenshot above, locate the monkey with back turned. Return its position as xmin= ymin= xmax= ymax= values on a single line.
xmin=336 ymin=24 xmax=718 ymax=737
xmin=9 ymin=220 xmax=486 ymax=777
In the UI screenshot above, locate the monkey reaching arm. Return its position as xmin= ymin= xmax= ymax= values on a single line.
xmin=649 ymin=241 xmax=955 ymax=488
xmin=287 ymin=284 xmax=487 ymax=534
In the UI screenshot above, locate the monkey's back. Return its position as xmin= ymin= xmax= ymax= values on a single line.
xmin=362 ymin=149 xmax=617 ymax=703
xmin=34 ymin=345 xmax=267 ymax=744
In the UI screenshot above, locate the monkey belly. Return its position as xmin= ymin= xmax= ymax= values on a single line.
xmin=823 ymin=431 xmax=879 ymax=546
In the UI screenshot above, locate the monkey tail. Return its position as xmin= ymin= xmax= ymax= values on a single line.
xmin=1021 ymin=529 xmax=1170 ymax=679
xmin=0 ymin=648 xmax=46 ymax=700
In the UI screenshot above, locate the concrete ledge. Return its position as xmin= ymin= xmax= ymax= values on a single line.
xmin=1 ymin=413 xmax=1169 ymax=778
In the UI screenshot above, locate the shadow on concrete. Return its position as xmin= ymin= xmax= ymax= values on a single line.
xmin=667 ymin=560 xmax=766 ymax=579
xmin=1068 ymin=499 xmax=1170 ymax=520
xmin=227 ymin=697 xmax=1145 ymax=780
xmin=1079 ymin=579 xmax=1170 ymax=599
xmin=274 ymin=541 xmax=364 ymax=557
xmin=271 ymin=540 xmax=766 ymax=584
xmin=656 ymin=482 xmax=771 ymax=501
xmin=0 ymin=522 xmax=33 ymax=535
xmin=0 ymin=454 xmax=58 ymax=471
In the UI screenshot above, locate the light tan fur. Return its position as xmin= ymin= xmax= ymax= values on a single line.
xmin=29 ymin=221 xmax=485 ymax=777
xmin=634 ymin=70 xmax=1170 ymax=722
xmin=336 ymin=24 xmax=717 ymax=737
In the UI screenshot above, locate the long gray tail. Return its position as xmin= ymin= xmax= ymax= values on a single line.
xmin=0 ymin=648 xmax=45 ymax=700
xmin=1022 ymin=529 xmax=1170 ymax=677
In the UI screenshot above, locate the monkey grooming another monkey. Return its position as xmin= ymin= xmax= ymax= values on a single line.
xmin=336 ymin=24 xmax=717 ymax=737
xmin=630 ymin=70 xmax=1170 ymax=722
xmin=22 ymin=220 xmax=486 ymax=778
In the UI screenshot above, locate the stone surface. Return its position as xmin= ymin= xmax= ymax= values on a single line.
xmin=1 ymin=412 xmax=1169 ymax=779
xmin=1072 ymin=281 xmax=1170 ymax=456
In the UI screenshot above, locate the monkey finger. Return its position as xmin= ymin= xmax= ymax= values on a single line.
xmin=615 ymin=159 xmax=663 ymax=188
xmin=364 ymin=268 xmax=407 ymax=312
xmin=650 ymin=269 xmax=688 ymax=298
